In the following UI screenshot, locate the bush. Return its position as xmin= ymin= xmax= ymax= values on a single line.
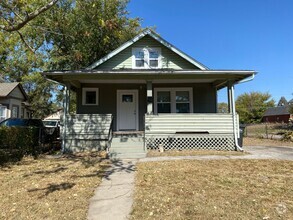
xmin=0 ymin=127 xmax=41 ymax=164
xmin=282 ymin=131 xmax=293 ymax=142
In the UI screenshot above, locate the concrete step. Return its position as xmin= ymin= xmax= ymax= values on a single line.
xmin=109 ymin=152 xmax=147 ymax=159
xmin=111 ymin=143 xmax=144 ymax=149
xmin=111 ymin=137 xmax=144 ymax=143
xmin=109 ymin=147 xmax=145 ymax=154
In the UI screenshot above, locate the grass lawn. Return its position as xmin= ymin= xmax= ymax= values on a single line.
xmin=0 ymin=152 xmax=110 ymax=219
xmin=244 ymin=137 xmax=293 ymax=147
xmin=147 ymin=150 xmax=248 ymax=157
xmin=131 ymin=160 xmax=293 ymax=220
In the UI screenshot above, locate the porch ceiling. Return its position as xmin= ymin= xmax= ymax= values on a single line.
xmin=43 ymin=69 xmax=256 ymax=89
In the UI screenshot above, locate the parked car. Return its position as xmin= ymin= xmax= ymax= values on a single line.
xmin=42 ymin=119 xmax=60 ymax=140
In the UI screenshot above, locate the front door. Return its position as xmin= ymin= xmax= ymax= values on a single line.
xmin=117 ymin=90 xmax=138 ymax=130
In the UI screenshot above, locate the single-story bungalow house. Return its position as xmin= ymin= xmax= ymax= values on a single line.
xmin=0 ymin=82 xmax=31 ymax=122
xmin=44 ymin=29 xmax=256 ymax=155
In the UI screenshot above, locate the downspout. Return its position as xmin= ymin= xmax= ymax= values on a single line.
xmin=231 ymin=73 xmax=255 ymax=151
xmin=45 ymin=78 xmax=67 ymax=154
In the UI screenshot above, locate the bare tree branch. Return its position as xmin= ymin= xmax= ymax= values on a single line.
xmin=0 ymin=0 xmax=59 ymax=32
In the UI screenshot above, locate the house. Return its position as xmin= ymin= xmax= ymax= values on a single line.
xmin=262 ymin=97 xmax=293 ymax=123
xmin=43 ymin=108 xmax=63 ymax=121
xmin=44 ymin=29 xmax=256 ymax=154
xmin=0 ymin=82 xmax=31 ymax=122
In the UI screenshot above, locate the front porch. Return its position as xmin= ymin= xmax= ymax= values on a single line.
xmin=45 ymin=70 xmax=255 ymax=155
xmin=61 ymin=112 xmax=240 ymax=155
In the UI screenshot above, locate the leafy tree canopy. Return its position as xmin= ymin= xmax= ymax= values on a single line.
xmin=0 ymin=0 xmax=142 ymax=118
xmin=217 ymin=102 xmax=228 ymax=113
xmin=236 ymin=92 xmax=275 ymax=124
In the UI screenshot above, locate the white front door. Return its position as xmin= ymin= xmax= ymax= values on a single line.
xmin=117 ymin=90 xmax=138 ymax=130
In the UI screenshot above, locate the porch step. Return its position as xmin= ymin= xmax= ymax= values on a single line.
xmin=109 ymin=137 xmax=146 ymax=159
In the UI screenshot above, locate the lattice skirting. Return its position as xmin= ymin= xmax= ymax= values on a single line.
xmin=145 ymin=134 xmax=236 ymax=151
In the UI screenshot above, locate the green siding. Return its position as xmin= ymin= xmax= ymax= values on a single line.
xmin=76 ymin=83 xmax=216 ymax=131
xmin=96 ymin=36 xmax=200 ymax=70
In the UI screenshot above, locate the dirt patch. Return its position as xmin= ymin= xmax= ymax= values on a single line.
xmin=244 ymin=137 xmax=293 ymax=147
xmin=0 ymin=152 xmax=110 ymax=219
xmin=131 ymin=160 xmax=293 ymax=220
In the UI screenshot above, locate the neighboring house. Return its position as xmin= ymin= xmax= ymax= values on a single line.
xmin=262 ymin=97 xmax=293 ymax=123
xmin=44 ymin=109 xmax=63 ymax=120
xmin=0 ymin=82 xmax=31 ymax=122
xmin=44 ymin=29 xmax=256 ymax=153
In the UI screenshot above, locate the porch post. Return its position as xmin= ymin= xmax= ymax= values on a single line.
xmin=227 ymin=81 xmax=233 ymax=113
xmin=147 ymin=81 xmax=153 ymax=114
xmin=61 ymin=83 xmax=70 ymax=153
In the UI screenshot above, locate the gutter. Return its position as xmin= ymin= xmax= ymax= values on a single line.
xmin=231 ymin=73 xmax=255 ymax=151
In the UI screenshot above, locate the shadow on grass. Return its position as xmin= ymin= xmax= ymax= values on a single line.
xmin=103 ymin=159 xmax=136 ymax=180
xmin=28 ymin=182 xmax=75 ymax=198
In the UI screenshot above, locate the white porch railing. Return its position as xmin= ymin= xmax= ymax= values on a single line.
xmin=145 ymin=113 xmax=239 ymax=151
xmin=61 ymin=114 xmax=113 ymax=152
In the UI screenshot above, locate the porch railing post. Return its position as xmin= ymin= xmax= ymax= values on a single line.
xmin=146 ymin=81 xmax=153 ymax=114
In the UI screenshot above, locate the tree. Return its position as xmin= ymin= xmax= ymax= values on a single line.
xmin=217 ymin=102 xmax=228 ymax=113
xmin=0 ymin=0 xmax=142 ymax=118
xmin=236 ymin=92 xmax=275 ymax=124
xmin=0 ymin=0 xmax=59 ymax=32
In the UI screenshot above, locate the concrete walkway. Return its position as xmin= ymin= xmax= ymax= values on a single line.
xmin=88 ymin=146 xmax=293 ymax=219
xmin=88 ymin=159 xmax=137 ymax=220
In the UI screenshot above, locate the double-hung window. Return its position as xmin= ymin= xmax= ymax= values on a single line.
xmin=154 ymin=88 xmax=193 ymax=114
xmin=132 ymin=48 xmax=161 ymax=69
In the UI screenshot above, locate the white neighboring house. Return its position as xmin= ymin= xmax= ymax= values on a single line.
xmin=0 ymin=82 xmax=31 ymax=122
xmin=43 ymin=109 xmax=62 ymax=121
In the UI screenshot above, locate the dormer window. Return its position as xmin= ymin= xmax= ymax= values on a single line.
xmin=132 ymin=47 xmax=161 ymax=69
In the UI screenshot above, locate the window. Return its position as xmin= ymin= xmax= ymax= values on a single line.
xmin=21 ymin=108 xmax=25 ymax=118
xmin=154 ymin=88 xmax=193 ymax=114
xmin=122 ymin=95 xmax=133 ymax=103
xmin=82 ymin=88 xmax=99 ymax=105
xmin=11 ymin=106 xmax=19 ymax=118
xmin=132 ymin=48 xmax=161 ymax=69
xmin=157 ymin=91 xmax=171 ymax=113
xmin=0 ymin=106 xmax=7 ymax=122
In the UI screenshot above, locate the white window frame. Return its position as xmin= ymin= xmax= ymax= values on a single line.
xmin=11 ymin=105 xmax=19 ymax=118
xmin=154 ymin=88 xmax=193 ymax=114
xmin=132 ymin=47 xmax=162 ymax=69
xmin=82 ymin=88 xmax=99 ymax=105
xmin=0 ymin=106 xmax=7 ymax=121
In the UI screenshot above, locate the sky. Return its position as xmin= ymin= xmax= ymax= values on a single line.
xmin=127 ymin=0 xmax=293 ymax=103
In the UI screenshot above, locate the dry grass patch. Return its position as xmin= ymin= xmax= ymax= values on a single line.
xmin=244 ymin=137 xmax=293 ymax=147
xmin=131 ymin=160 xmax=293 ymax=220
xmin=147 ymin=150 xmax=248 ymax=157
xmin=0 ymin=152 xmax=110 ymax=219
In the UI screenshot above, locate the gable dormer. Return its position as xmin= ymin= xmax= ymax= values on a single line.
xmin=88 ymin=30 xmax=207 ymax=71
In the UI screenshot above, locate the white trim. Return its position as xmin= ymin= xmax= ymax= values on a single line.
xmin=82 ymin=88 xmax=99 ymax=105
xmin=86 ymin=29 xmax=207 ymax=70
xmin=116 ymin=90 xmax=139 ymax=131
xmin=154 ymin=87 xmax=193 ymax=114
xmin=132 ymin=47 xmax=162 ymax=69
xmin=0 ymin=106 xmax=7 ymax=122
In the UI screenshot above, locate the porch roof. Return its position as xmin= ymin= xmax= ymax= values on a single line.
xmin=43 ymin=69 xmax=256 ymax=89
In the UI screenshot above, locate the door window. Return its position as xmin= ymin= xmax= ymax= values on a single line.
xmin=122 ymin=95 xmax=133 ymax=103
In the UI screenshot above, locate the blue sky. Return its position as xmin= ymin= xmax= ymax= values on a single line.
xmin=128 ymin=0 xmax=293 ymax=103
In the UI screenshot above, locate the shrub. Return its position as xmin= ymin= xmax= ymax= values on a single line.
xmin=0 ymin=127 xmax=41 ymax=164
xmin=282 ymin=131 xmax=293 ymax=142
